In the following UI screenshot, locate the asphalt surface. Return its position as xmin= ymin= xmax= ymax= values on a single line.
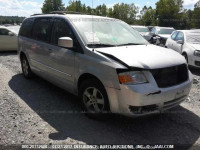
xmin=0 ymin=51 xmax=199 ymax=150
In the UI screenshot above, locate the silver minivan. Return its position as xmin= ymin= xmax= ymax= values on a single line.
xmin=18 ymin=13 xmax=193 ymax=119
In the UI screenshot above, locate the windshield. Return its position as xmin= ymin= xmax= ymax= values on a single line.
xmin=186 ymin=32 xmax=200 ymax=43
xmin=72 ymin=18 xmax=148 ymax=48
xmin=158 ymin=28 xmax=175 ymax=35
xmin=133 ymin=27 xmax=149 ymax=33
xmin=7 ymin=26 xmax=20 ymax=34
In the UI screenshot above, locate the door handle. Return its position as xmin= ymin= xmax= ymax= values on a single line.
xmin=31 ymin=44 xmax=40 ymax=49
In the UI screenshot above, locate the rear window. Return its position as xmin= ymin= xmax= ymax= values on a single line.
xmin=133 ymin=27 xmax=149 ymax=33
xmin=19 ymin=18 xmax=34 ymax=38
xmin=158 ymin=28 xmax=175 ymax=35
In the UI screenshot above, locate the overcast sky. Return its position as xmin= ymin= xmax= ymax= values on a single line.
xmin=0 ymin=0 xmax=199 ymax=17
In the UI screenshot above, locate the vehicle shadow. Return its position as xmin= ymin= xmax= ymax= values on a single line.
xmin=9 ymin=74 xmax=200 ymax=149
xmin=0 ymin=51 xmax=17 ymax=56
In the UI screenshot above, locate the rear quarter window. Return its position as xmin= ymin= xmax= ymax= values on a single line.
xmin=19 ymin=18 xmax=34 ymax=38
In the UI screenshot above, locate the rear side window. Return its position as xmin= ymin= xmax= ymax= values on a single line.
xmin=0 ymin=29 xmax=9 ymax=35
xmin=32 ymin=18 xmax=53 ymax=43
xmin=51 ymin=19 xmax=73 ymax=45
xmin=19 ymin=18 xmax=34 ymax=38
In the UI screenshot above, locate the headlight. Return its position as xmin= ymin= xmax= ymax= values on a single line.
xmin=194 ymin=50 xmax=200 ymax=57
xmin=118 ymin=71 xmax=148 ymax=85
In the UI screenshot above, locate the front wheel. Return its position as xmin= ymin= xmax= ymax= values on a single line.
xmin=79 ymin=79 xmax=110 ymax=119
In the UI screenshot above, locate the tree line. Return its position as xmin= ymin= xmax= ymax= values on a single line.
xmin=1 ymin=0 xmax=199 ymax=29
xmin=0 ymin=16 xmax=25 ymax=25
xmin=41 ymin=0 xmax=200 ymax=29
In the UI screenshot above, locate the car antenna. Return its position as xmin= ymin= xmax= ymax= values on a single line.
xmin=92 ymin=0 xmax=94 ymax=52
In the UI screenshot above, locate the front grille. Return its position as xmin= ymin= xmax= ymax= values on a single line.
xmin=150 ymin=64 xmax=188 ymax=88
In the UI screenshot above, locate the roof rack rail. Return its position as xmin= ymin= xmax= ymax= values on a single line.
xmin=50 ymin=11 xmax=87 ymax=15
xmin=31 ymin=13 xmax=44 ymax=16
xmin=31 ymin=11 xmax=89 ymax=17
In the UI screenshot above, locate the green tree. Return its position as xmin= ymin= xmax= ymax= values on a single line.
xmin=41 ymin=0 xmax=65 ymax=14
xmin=87 ymin=6 xmax=92 ymax=14
xmin=156 ymin=0 xmax=183 ymax=28
xmin=140 ymin=6 xmax=148 ymax=17
xmin=101 ymin=4 xmax=107 ymax=16
xmin=95 ymin=5 xmax=102 ymax=15
xmin=108 ymin=8 xmax=113 ymax=17
xmin=192 ymin=7 xmax=200 ymax=28
xmin=82 ymin=4 xmax=87 ymax=13
xmin=142 ymin=8 xmax=157 ymax=26
xmin=66 ymin=0 xmax=76 ymax=11
xmin=95 ymin=4 xmax=107 ymax=16
xmin=112 ymin=3 xmax=138 ymax=24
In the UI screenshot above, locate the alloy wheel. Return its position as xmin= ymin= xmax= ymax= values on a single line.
xmin=22 ymin=59 xmax=29 ymax=76
xmin=83 ymin=87 xmax=105 ymax=113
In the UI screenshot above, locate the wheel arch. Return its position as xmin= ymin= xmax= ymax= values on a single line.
xmin=77 ymin=73 xmax=104 ymax=89
xmin=20 ymin=51 xmax=26 ymax=60
xmin=182 ymin=51 xmax=187 ymax=56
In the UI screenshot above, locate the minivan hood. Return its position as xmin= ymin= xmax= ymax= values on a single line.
xmin=96 ymin=45 xmax=186 ymax=69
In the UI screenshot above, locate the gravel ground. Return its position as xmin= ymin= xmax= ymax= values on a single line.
xmin=0 ymin=51 xmax=199 ymax=150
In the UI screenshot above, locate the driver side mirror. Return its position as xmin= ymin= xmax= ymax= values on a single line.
xmin=176 ymin=40 xmax=184 ymax=45
xmin=58 ymin=37 xmax=73 ymax=48
xmin=8 ymin=32 xmax=15 ymax=36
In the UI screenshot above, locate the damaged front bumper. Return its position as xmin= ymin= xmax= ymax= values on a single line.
xmin=106 ymin=70 xmax=193 ymax=116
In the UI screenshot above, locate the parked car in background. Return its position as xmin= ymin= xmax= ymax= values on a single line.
xmin=131 ymin=25 xmax=151 ymax=41
xmin=165 ymin=30 xmax=200 ymax=68
xmin=7 ymin=25 xmax=20 ymax=34
xmin=147 ymin=26 xmax=154 ymax=32
xmin=149 ymin=27 xmax=175 ymax=46
xmin=18 ymin=13 xmax=192 ymax=119
xmin=0 ymin=26 xmax=20 ymax=51
xmin=3 ymin=24 xmax=13 ymax=27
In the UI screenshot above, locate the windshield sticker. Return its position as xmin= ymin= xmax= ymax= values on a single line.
xmin=84 ymin=32 xmax=100 ymax=43
xmin=113 ymin=37 xmax=118 ymax=42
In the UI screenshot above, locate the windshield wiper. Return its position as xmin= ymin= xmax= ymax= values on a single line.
xmin=87 ymin=43 xmax=116 ymax=48
xmin=117 ymin=43 xmax=144 ymax=46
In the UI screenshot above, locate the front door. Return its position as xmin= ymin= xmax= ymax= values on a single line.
xmin=48 ymin=18 xmax=77 ymax=91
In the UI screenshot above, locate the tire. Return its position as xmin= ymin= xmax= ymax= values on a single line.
xmin=79 ymin=79 xmax=110 ymax=119
xmin=182 ymin=53 xmax=188 ymax=63
xmin=21 ymin=55 xmax=33 ymax=79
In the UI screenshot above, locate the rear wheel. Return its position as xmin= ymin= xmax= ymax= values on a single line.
xmin=79 ymin=79 xmax=110 ymax=119
xmin=21 ymin=55 xmax=33 ymax=79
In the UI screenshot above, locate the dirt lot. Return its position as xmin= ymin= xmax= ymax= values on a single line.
xmin=0 ymin=52 xmax=199 ymax=150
